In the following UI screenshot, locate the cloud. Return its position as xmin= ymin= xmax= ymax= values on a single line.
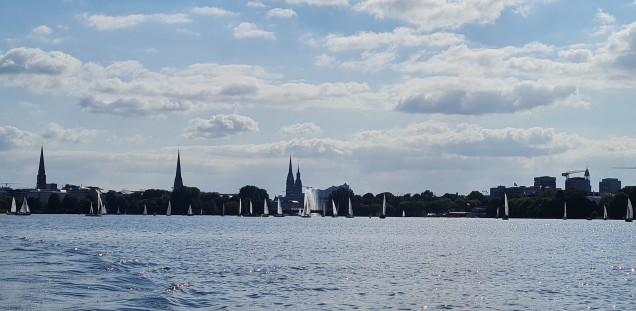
xmin=354 ymin=0 xmax=526 ymax=31
xmin=0 ymin=47 xmax=80 ymax=75
xmin=31 ymin=25 xmax=53 ymax=36
xmin=247 ymin=1 xmax=267 ymax=8
xmin=79 ymin=96 xmax=196 ymax=117
xmin=285 ymin=0 xmax=348 ymax=6
xmin=233 ymin=22 xmax=275 ymax=40
xmin=279 ymin=122 xmax=322 ymax=136
xmin=42 ymin=122 xmax=98 ymax=143
xmin=80 ymin=13 xmax=191 ymax=31
xmin=0 ymin=126 xmax=38 ymax=150
xmin=191 ymin=6 xmax=238 ymax=17
xmin=394 ymin=79 xmax=575 ymax=115
xmin=267 ymin=8 xmax=297 ymax=18
xmin=319 ymin=28 xmax=464 ymax=53
xmin=183 ymin=114 xmax=259 ymax=139
xmin=601 ymin=22 xmax=636 ymax=70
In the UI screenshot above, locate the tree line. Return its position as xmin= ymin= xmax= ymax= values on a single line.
xmin=2 ymin=185 xmax=635 ymax=219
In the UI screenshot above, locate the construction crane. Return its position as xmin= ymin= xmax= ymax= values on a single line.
xmin=611 ymin=166 xmax=636 ymax=169
xmin=562 ymin=169 xmax=587 ymax=179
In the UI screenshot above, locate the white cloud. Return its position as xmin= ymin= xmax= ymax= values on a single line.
xmin=285 ymin=0 xmax=348 ymax=6
xmin=320 ymin=28 xmax=464 ymax=53
xmin=183 ymin=114 xmax=259 ymax=139
xmin=233 ymin=22 xmax=276 ymax=40
xmin=354 ymin=0 xmax=526 ymax=31
xmin=247 ymin=1 xmax=267 ymax=8
xmin=0 ymin=47 xmax=81 ymax=75
xmin=43 ymin=122 xmax=98 ymax=143
xmin=80 ymin=13 xmax=191 ymax=31
xmin=191 ymin=6 xmax=238 ymax=17
xmin=279 ymin=122 xmax=322 ymax=136
xmin=267 ymin=8 xmax=297 ymax=18
xmin=31 ymin=25 xmax=53 ymax=36
xmin=0 ymin=126 xmax=38 ymax=150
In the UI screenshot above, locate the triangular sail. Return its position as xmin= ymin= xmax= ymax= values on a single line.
xmin=143 ymin=205 xmax=147 ymax=215
xmin=10 ymin=197 xmax=16 ymax=213
xmin=238 ymin=199 xmax=242 ymax=216
xmin=348 ymin=197 xmax=353 ymax=217
xmin=166 ymin=201 xmax=172 ymax=216
xmin=563 ymin=202 xmax=567 ymax=220
xmin=249 ymin=200 xmax=253 ymax=215
xmin=277 ymin=197 xmax=283 ymax=215
xmin=604 ymin=205 xmax=608 ymax=220
xmin=502 ymin=193 xmax=509 ymax=220
xmin=263 ymin=199 xmax=269 ymax=215
xmin=628 ymin=199 xmax=633 ymax=221
xmin=97 ymin=191 xmax=104 ymax=215
xmin=187 ymin=204 xmax=193 ymax=216
xmin=382 ymin=194 xmax=386 ymax=217
xmin=19 ymin=197 xmax=30 ymax=214
xmin=332 ymin=199 xmax=337 ymax=217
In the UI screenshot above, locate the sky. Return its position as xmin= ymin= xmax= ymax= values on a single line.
xmin=2 ymin=0 xmax=636 ymax=198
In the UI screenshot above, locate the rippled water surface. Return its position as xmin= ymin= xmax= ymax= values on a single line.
xmin=2 ymin=215 xmax=636 ymax=310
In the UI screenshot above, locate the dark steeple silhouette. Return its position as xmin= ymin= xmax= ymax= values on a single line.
xmin=295 ymin=161 xmax=302 ymax=194
xmin=173 ymin=150 xmax=184 ymax=189
xmin=285 ymin=156 xmax=295 ymax=199
xmin=36 ymin=146 xmax=46 ymax=189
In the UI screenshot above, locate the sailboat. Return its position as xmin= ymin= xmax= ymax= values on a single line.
xmin=331 ymin=199 xmax=338 ymax=218
xmin=143 ymin=205 xmax=147 ymax=215
xmin=626 ymin=198 xmax=633 ymax=222
xmin=562 ymin=202 xmax=567 ymax=220
xmin=88 ymin=202 xmax=94 ymax=215
xmin=380 ymin=194 xmax=386 ymax=219
xmin=166 ymin=201 xmax=172 ymax=216
xmin=274 ymin=197 xmax=284 ymax=217
xmin=402 ymin=210 xmax=405 ymax=217
xmin=502 ymin=194 xmax=509 ymax=220
xmin=262 ymin=199 xmax=269 ymax=217
xmin=117 ymin=207 xmax=121 ymax=215
xmin=300 ymin=195 xmax=311 ymax=218
xmin=200 ymin=207 xmax=203 ymax=215
xmin=248 ymin=199 xmax=255 ymax=217
xmin=222 ymin=203 xmax=226 ymax=216
xmin=17 ymin=197 xmax=31 ymax=216
xmin=237 ymin=199 xmax=242 ymax=217
xmin=187 ymin=204 xmax=193 ymax=216
xmin=495 ymin=206 xmax=499 ymax=219
xmin=346 ymin=197 xmax=354 ymax=218
xmin=603 ymin=205 xmax=608 ymax=220
xmin=7 ymin=197 xmax=17 ymax=215
xmin=88 ymin=191 xmax=104 ymax=216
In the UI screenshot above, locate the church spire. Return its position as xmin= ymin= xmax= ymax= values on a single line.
xmin=173 ymin=149 xmax=184 ymax=189
xmin=36 ymin=146 xmax=46 ymax=190
xmin=285 ymin=156 xmax=296 ymax=199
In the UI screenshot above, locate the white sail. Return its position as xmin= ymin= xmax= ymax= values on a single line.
xmin=503 ymin=193 xmax=509 ymax=220
xmin=97 ymin=191 xmax=104 ymax=215
xmin=18 ymin=197 xmax=30 ymax=215
xmin=496 ymin=206 xmax=499 ymax=219
xmin=10 ymin=197 xmax=17 ymax=213
xmin=603 ymin=205 xmax=608 ymax=220
xmin=402 ymin=210 xmax=405 ymax=217
xmin=222 ymin=203 xmax=226 ymax=216
xmin=166 ymin=201 xmax=172 ymax=216
xmin=277 ymin=197 xmax=283 ymax=216
xmin=117 ymin=207 xmax=121 ymax=215
xmin=627 ymin=198 xmax=633 ymax=221
xmin=187 ymin=204 xmax=193 ymax=216
xmin=238 ymin=199 xmax=242 ymax=216
xmin=563 ymin=202 xmax=567 ymax=220
xmin=347 ymin=197 xmax=354 ymax=218
xmin=249 ymin=200 xmax=253 ymax=216
xmin=89 ymin=202 xmax=94 ymax=215
xmin=332 ymin=199 xmax=337 ymax=217
xmin=381 ymin=194 xmax=386 ymax=217
xmin=143 ymin=205 xmax=147 ymax=215
xmin=200 ymin=207 xmax=203 ymax=215
xmin=263 ymin=199 xmax=269 ymax=216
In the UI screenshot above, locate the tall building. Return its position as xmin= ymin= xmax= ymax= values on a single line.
xmin=36 ymin=146 xmax=46 ymax=190
xmin=599 ymin=178 xmax=621 ymax=194
xmin=534 ymin=176 xmax=556 ymax=190
xmin=565 ymin=168 xmax=591 ymax=193
xmin=173 ymin=150 xmax=184 ymax=189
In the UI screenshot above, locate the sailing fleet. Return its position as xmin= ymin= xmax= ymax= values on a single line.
xmin=5 ymin=191 xmax=636 ymax=221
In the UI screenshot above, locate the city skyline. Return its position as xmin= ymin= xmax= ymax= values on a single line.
xmin=2 ymin=1 xmax=636 ymax=197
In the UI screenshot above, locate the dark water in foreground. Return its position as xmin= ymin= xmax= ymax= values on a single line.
xmin=1 ymin=215 xmax=636 ymax=310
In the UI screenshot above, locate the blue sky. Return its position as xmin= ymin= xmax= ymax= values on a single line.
xmin=2 ymin=0 xmax=636 ymax=197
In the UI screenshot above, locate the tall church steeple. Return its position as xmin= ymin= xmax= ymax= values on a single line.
xmin=285 ymin=156 xmax=295 ymax=199
xmin=173 ymin=149 xmax=184 ymax=189
xmin=36 ymin=146 xmax=46 ymax=190
xmin=295 ymin=161 xmax=302 ymax=190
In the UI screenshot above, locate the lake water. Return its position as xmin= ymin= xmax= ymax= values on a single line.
xmin=1 ymin=215 xmax=636 ymax=310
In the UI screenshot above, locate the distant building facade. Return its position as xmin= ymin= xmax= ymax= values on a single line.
xmin=534 ymin=176 xmax=556 ymax=190
xmin=565 ymin=168 xmax=591 ymax=193
xmin=599 ymin=178 xmax=621 ymax=194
